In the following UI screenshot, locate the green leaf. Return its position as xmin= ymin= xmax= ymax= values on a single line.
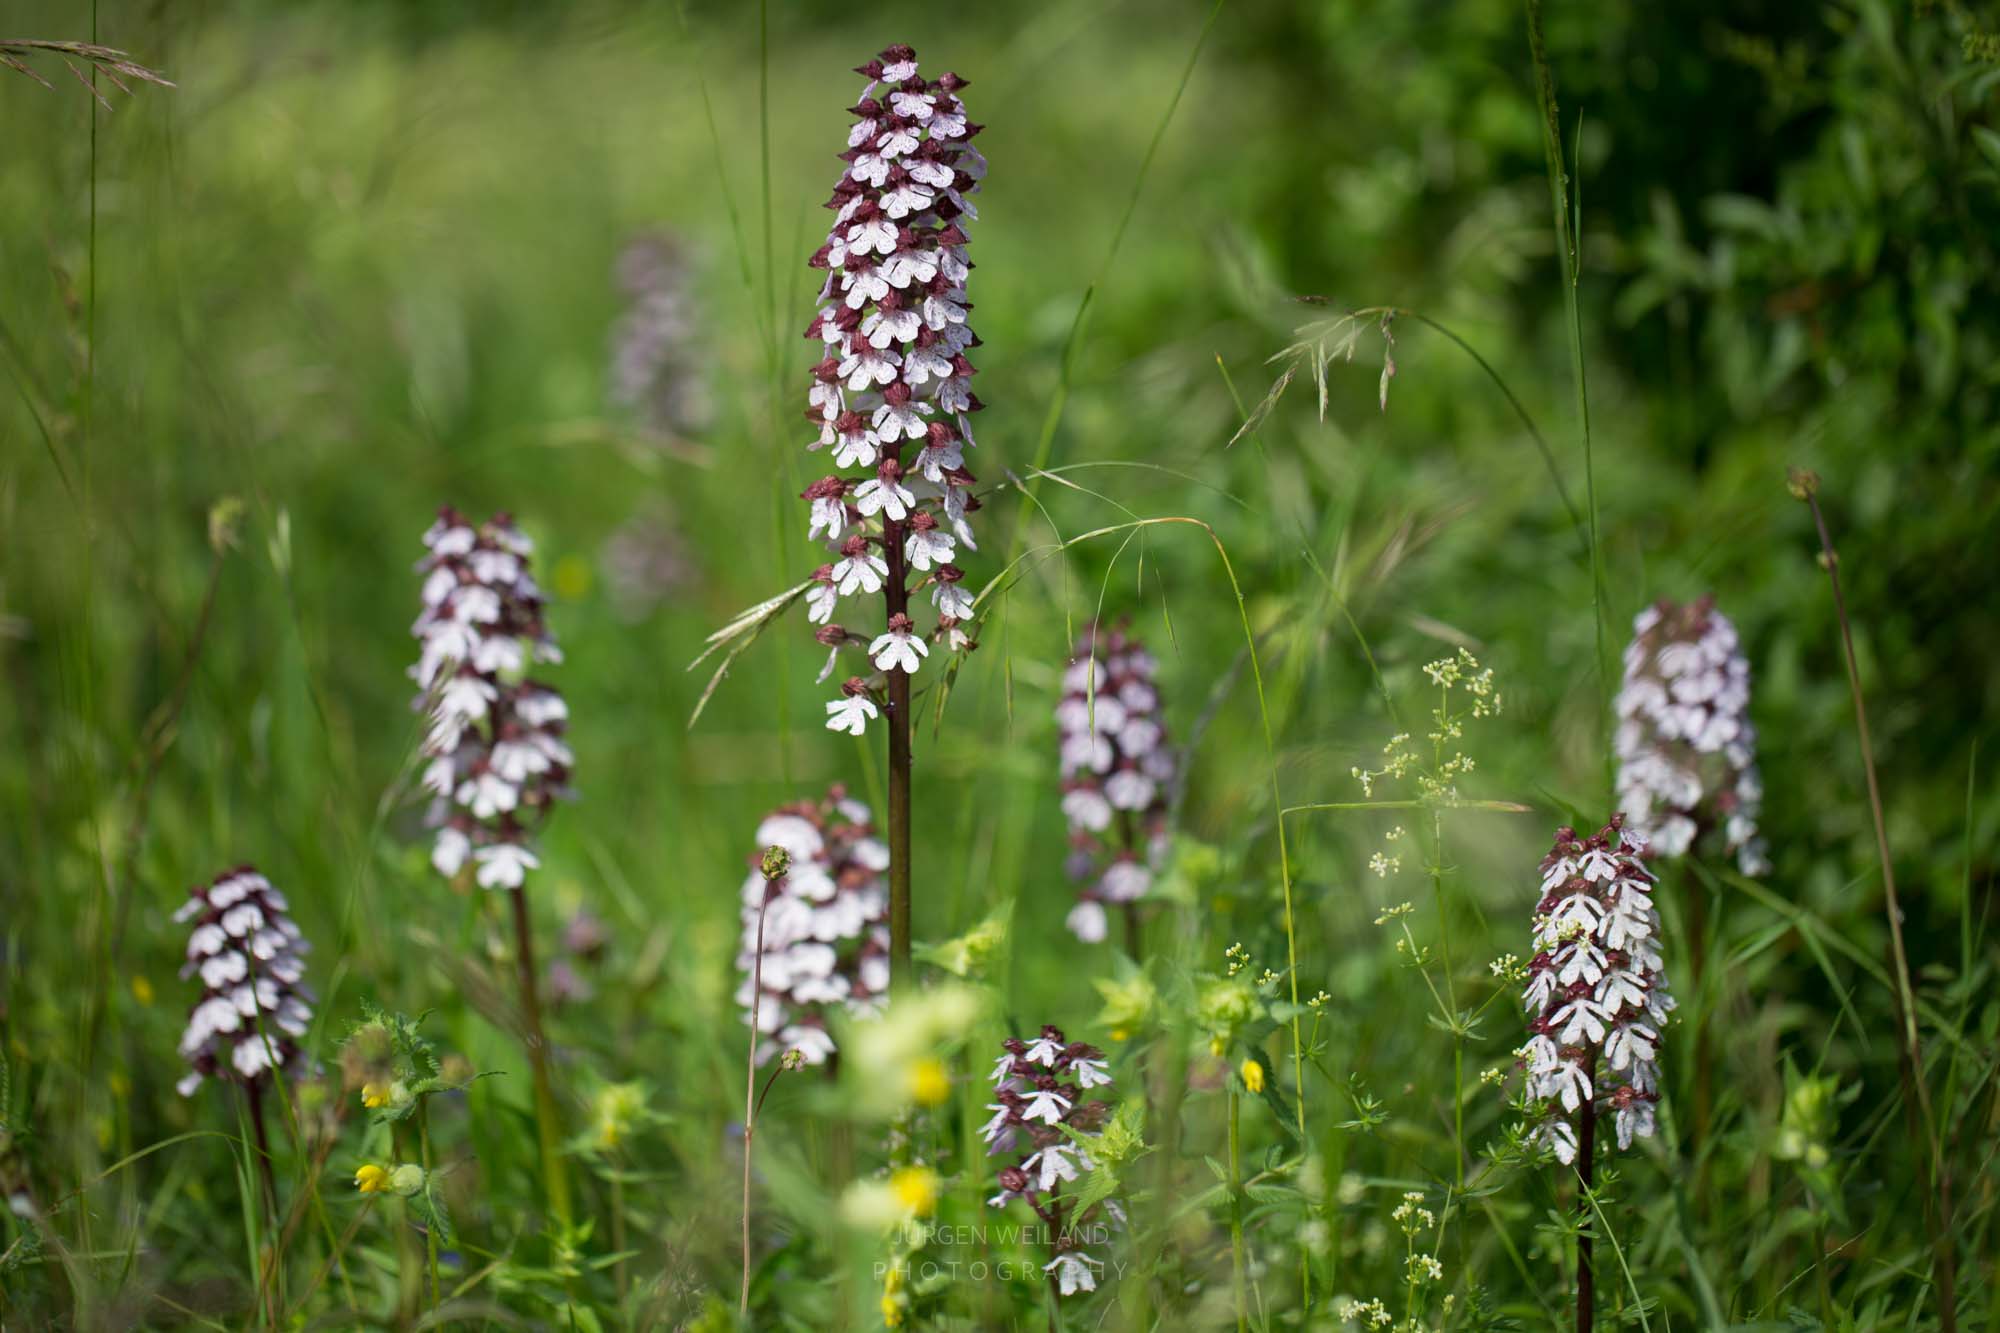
xmin=1973 ymin=126 xmax=2000 ymax=172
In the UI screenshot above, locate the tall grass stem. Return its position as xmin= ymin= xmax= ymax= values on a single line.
xmin=1798 ymin=481 xmax=1955 ymax=1330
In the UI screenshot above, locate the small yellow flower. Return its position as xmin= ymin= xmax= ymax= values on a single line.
xmin=1240 ymin=1058 xmax=1266 ymax=1094
xmin=881 ymin=1260 xmax=905 ymax=1326
xmin=906 ymin=1057 xmax=950 ymax=1107
xmin=361 ymin=1082 xmax=392 ymax=1110
xmin=552 ymin=553 xmax=592 ymax=601
xmin=129 ymin=975 xmax=154 ymax=1006
xmin=889 ymin=1166 xmax=941 ymax=1217
xmin=354 ymin=1163 xmax=391 ymax=1194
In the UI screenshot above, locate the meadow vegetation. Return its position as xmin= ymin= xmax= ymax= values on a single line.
xmin=1 ymin=1 xmax=1996 ymax=1328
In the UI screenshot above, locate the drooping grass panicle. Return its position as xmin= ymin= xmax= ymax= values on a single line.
xmin=0 ymin=38 xmax=173 ymax=108
xmin=174 ymin=866 xmax=313 ymax=1096
xmin=736 ymin=787 xmax=892 ymax=1065
xmin=410 ymin=507 xmax=573 ymax=893
xmin=1055 ymin=623 xmax=1176 ymax=943
xmin=1520 ymin=816 xmax=1674 ymax=1161
xmin=1614 ymin=596 xmax=1769 ymax=875
xmin=803 ymin=44 xmax=986 ymax=736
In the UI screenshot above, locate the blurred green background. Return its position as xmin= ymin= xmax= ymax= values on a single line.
xmin=2 ymin=0 xmax=1996 ymax=1326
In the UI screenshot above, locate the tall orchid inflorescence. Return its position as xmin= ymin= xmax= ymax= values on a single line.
xmin=984 ymin=1026 xmax=1116 ymax=1297
xmin=1614 ymin=597 xmax=1769 ymax=875
xmin=411 ymin=508 xmax=573 ymax=893
xmin=1520 ymin=817 xmax=1674 ymax=1163
xmin=1055 ymin=626 xmax=1176 ymax=943
xmin=175 ymin=867 xmax=314 ymax=1097
xmin=736 ymin=787 xmax=892 ymax=1066
xmin=803 ymin=44 xmax=986 ymax=737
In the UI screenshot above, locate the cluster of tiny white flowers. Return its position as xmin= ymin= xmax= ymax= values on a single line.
xmin=1055 ymin=625 xmax=1176 ymax=942
xmin=174 ymin=867 xmax=313 ymax=1096
xmin=1352 ymin=651 xmax=1498 ymax=838
xmin=1615 ymin=597 xmax=1769 ymax=875
xmin=984 ymin=1026 xmax=1117 ymax=1297
xmin=736 ymin=787 xmax=891 ymax=1066
xmin=804 ymin=45 xmax=986 ymax=737
xmin=410 ymin=508 xmax=573 ymax=893
xmin=1332 ymin=1191 xmax=1450 ymax=1330
xmin=1520 ymin=817 xmax=1674 ymax=1163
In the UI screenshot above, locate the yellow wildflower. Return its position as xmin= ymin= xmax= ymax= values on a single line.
xmin=1240 ymin=1058 xmax=1266 ymax=1094
xmin=906 ymin=1057 xmax=951 ymax=1107
xmin=889 ymin=1166 xmax=941 ymax=1217
xmin=354 ymin=1163 xmax=390 ymax=1194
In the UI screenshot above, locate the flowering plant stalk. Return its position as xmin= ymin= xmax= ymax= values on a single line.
xmin=1613 ymin=594 xmax=1764 ymax=1163
xmin=984 ymin=1026 xmax=1119 ymax=1302
xmin=802 ymin=44 xmax=986 ymax=983
xmin=174 ymin=865 xmax=314 ymax=1215
xmin=1520 ymin=816 xmax=1673 ymax=1333
xmin=736 ymin=787 xmax=891 ymax=1067
xmin=1054 ymin=624 xmax=1176 ymax=952
xmin=344 ymin=1004 xmax=469 ymax=1312
xmin=1614 ymin=596 xmax=1768 ymax=876
xmin=739 ymin=845 xmax=795 ymax=1317
xmin=409 ymin=506 xmax=573 ymax=1226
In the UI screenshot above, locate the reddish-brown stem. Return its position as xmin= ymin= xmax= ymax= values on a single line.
xmin=508 ymin=885 xmax=571 ymax=1229
xmin=246 ymin=1080 xmax=279 ymax=1221
xmin=883 ymin=513 xmax=913 ymax=983
xmin=1686 ymin=858 xmax=1712 ymax=1194
xmin=1117 ymin=808 xmax=1142 ymax=961
xmin=1576 ymin=1077 xmax=1595 ymax=1333
xmin=245 ymin=1081 xmax=281 ymax=1327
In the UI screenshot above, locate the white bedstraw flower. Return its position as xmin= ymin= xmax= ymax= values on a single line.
xmin=1614 ymin=597 xmax=1769 ymax=875
xmin=1521 ymin=817 xmax=1674 ymax=1164
xmin=410 ymin=507 xmax=572 ymax=896
xmin=736 ymin=786 xmax=891 ymax=1066
xmin=1055 ymin=623 xmax=1177 ymax=941
xmin=174 ymin=867 xmax=313 ymax=1097
xmin=798 ymin=45 xmax=986 ymax=718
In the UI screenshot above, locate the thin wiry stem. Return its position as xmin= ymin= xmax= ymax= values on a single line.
xmin=1796 ymin=475 xmax=1955 ymax=1330
xmin=886 ymin=525 xmax=914 ymax=982
xmin=741 ymin=885 xmax=772 ymax=1316
xmin=1003 ymin=0 xmax=1221 ymax=565
xmin=1227 ymin=1084 xmax=1248 ymax=1333
xmin=1523 ymin=0 xmax=1612 ymax=781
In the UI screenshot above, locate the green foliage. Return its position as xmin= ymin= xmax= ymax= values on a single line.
xmin=0 ymin=0 xmax=1994 ymax=1327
